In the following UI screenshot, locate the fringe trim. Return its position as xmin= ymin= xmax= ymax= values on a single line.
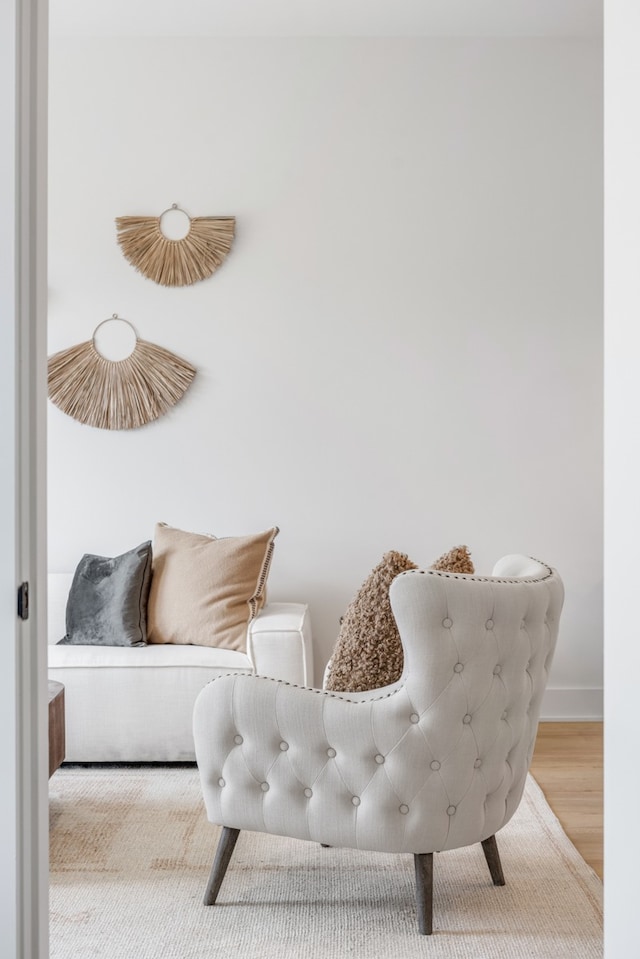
xmin=115 ymin=215 xmax=235 ymax=287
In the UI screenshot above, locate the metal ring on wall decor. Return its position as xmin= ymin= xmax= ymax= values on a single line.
xmin=158 ymin=203 xmax=192 ymax=237
xmin=91 ymin=314 xmax=139 ymax=348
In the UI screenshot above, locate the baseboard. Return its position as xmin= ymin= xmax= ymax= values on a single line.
xmin=540 ymin=687 xmax=603 ymax=721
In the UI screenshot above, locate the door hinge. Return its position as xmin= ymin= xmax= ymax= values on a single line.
xmin=17 ymin=582 xmax=29 ymax=621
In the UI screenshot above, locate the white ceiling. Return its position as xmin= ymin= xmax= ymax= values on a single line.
xmin=50 ymin=0 xmax=602 ymax=39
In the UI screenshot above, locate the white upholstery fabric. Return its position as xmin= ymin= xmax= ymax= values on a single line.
xmin=47 ymin=573 xmax=313 ymax=762
xmin=247 ymin=602 xmax=313 ymax=687
xmin=194 ymin=556 xmax=563 ymax=855
xmin=491 ymin=555 xmax=549 ymax=579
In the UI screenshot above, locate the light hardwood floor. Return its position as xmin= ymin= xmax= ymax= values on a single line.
xmin=530 ymin=721 xmax=603 ymax=879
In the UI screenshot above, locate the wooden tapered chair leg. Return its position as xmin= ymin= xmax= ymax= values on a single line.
xmin=414 ymin=852 xmax=433 ymax=935
xmin=481 ymin=834 xmax=506 ymax=886
xmin=203 ymin=827 xmax=241 ymax=905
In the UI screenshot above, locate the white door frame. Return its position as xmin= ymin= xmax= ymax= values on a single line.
xmin=0 ymin=0 xmax=49 ymax=956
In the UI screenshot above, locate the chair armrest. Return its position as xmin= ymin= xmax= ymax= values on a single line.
xmin=247 ymin=603 xmax=313 ymax=687
xmin=193 ymin=672 xmax=411 ymax=851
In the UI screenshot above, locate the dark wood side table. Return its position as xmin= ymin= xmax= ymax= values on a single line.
xmin=48 ymin=681 xmax=65 ymax=777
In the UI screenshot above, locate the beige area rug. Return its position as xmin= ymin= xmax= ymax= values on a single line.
xmin=49 ymin=767 xmax=602 ymax=959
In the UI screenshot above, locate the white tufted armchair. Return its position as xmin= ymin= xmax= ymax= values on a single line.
xmin=193 ymin=554 xmax=563 ymax=934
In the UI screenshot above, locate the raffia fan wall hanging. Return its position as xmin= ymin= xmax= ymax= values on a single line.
xmin=47 ymin=315 xmax=196 ymax=431
xmin=115 ymin=203 xmax=235 ymax=287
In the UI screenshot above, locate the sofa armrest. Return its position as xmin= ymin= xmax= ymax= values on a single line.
xmin=247 ymin=603 xmax=313 ymax=687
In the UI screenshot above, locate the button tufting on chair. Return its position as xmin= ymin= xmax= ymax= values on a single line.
xmin=234 ymin=735 xmax=243 ymax=745
xmin=194 ymin=553 xmax=564 ymax=937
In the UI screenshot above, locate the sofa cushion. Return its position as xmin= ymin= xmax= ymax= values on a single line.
xmin=325 ymin=545 xmax=475 ymax=694
xmin=147 ymin=523 xmax=279 ymax=652
xmin=48 ymin=642 xmax=252 ymax=671
xmin=58 ymin=541 xmax=152 ymax=647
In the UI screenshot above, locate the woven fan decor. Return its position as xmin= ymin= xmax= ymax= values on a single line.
xmin=48 ymin=315 xmax=196 ymax=431
xmin=115 ymin=203 xmax=235 ymax=287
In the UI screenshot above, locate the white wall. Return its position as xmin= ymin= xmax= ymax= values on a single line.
xmin=48 ymin=37 xmax=602 ymax=714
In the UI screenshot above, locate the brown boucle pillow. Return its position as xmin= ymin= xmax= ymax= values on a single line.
xmin=430 ymin=544 xmax=475 ymax=574
xmin=324 ymin=545 xmax=475 ymax=694
xmin=324 ymin=551 xmax=417 ymax=694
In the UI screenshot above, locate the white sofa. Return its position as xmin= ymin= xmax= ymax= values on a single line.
xmin=47 ymin=573 xmax=313 ymax=763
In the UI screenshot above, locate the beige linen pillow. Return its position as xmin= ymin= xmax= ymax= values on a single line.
xmin=147 ymin=523 xmax=279 ymax=651
xmin=325 ymin=545 xmax=474 ymax=693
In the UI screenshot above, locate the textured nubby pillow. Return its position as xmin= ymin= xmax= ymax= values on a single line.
xmin=324 ymin=551 xmax=418 ymax=693
xmin=325 ymin=545 xmax=475 ymax=693
xmin=146 ymin=523 xmax=279 ymax=652
xmin=59 ymin=541 xmax=152 ymax=647
xmin=430 ymin=544 xmax=474 ymax=574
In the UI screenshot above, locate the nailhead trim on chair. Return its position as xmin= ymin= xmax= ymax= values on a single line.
xmin=399 ymin=558 xmax=554 ymax=585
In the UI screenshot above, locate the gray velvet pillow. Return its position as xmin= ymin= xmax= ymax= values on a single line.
xmin=59 ymin=541 xmax=153 ymax=647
